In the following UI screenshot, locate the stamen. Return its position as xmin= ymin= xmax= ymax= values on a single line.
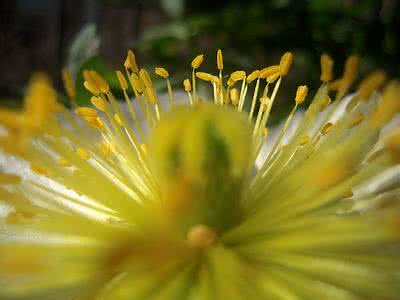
xmin=155 ymin=67 xmax=174 ymax=107
xmin=247 ymin=70 xmax=260 ymax=84
xmin=191 ymin=54 xmax=204 ymax=103
xmin=295 ymin=85 xmax=308 ymax=105
xmin=356 ymin=70 xmax=386 ymax=101
xmin=124 ymin=49 xmax=139 ymax=73
xmin=259 ymin=65 xmax=280 ymax=79
xmin=279 ymin=52 xmax=294 ymax=76
xmin=229 ymin=71 xmax=246 ymax=82
xmin=61 ymin=68 xmax=76 ymax=105
xmin=191 ymin=55 xmax=204 ymax=69
xmin=230 ymin=88 xmax=239 ymax=106
xmin=320 ymin=54 xmax=334 ymax=82
xmin=154 ymin=67 xmax=169 ymax=79
xmin=75 ymin=107 xmax=98 ymax=118
xmin=216 ymin=49 xmax=224 ymax=71
xmin=196 ymin=72 xmax=220 ymax=84
xmin=116 ymin=70 xmax=128 ymax=90
xmin=370 ymin=81 xmax=400 ymax=128
xmin=91 ymin=96 xmax=107 ymax=112
xmin=183 ymin=79 xmax=193 ymax=105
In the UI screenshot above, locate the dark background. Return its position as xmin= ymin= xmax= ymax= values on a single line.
xmin=0 ymin=0 xmax=399 ymax=113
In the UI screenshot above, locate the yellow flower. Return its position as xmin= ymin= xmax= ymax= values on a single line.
xmin=0 ymin=49 xmax=400 ymax=300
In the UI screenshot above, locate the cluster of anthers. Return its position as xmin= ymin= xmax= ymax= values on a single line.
xmin=0 ymin=49 xmax=399 ymax=300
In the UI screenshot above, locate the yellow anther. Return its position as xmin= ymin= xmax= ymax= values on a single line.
xmin=320 ymin=54 xmax=334 ymax=82
xmin=266 ymin=72 xmax=280 ymax=83
xmin=0 ymin=174 xmax=21 ymax=185
xmin=196 ymin=72 xmax=220 ymax=84
xmin=217 ymin=49 xmax=223 ymax=70
xmin=116 ymin=70 xmax=128 ymax=90
xmin=279 ymin=52 xmax=294 ymax=76
xmin=90 ymin=96 xmax=107 ymax=112
xmin=246 ymin=70 xmax=260 ymax=83
xmin=295 ymin=85 xmax=308 ymax=105
xmin=227 ymin=77 xmax=235 ymax=87
xmin=22 ymin=73 xmax=59 ymax=131
xmin=357 ymin=70 xmax=386 ymax=101
xmin=30 ymin=164 xmax=47 ymax=175
xmin=191 ymin=54 xmax=204 ymax=69
xmin=75 ymin=107 xmax=97 ymax=118
xmin=124 ymin=49 xmax=139 ymax=73
xmin=187 ymin=224 xmax=217 ymax=248
xmin=61 ymin=68 xmax=76 ymax=98
xmin=90 ymin=71 xmax=110 ymax=94
xmin=114 ymin=114 xmax=123 ymax=127
xmin=57 ymin=158 xmax=71 ymax=167
xmin=298 ymin=135 xmax=310 ymax=145
xmin=343 ymin=55 xmax=359 ymax=83
xmin=370 ymin=81 xmax=400 ymax=128
xmin=139 ymin=68 xmax=153 ymax=88
xmin=321 ymin=122 xmax=334 ymax=135
xmin=155 ymin=67 xmax=169 ymax=79
xmin=319 ymin=95 xmax=332 ymax=111
xmin=130 ymin=73 xmax=143 ymax=93
xmin=259 ymin=65 xmax=280 ymax=79
xmin=76 ymin=148 xmax=90 ymax=160
xmin=183 ymin=79 xmax=192 ymax=92
xmin=230 ymin=71 xmax=246 ymax=82
xmin=349 ymin=114 xmax=364 ymax=128
xmin=384 ymin=128 xmax=400 ymax=163
xmin=230 ymin=88 xmax=240 ymax=106
xmin=84 ymin=80 xmax=100 ymax=95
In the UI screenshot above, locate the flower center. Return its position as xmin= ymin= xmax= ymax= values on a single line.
xmin=149 ymin=104 xmax=253 ymax=235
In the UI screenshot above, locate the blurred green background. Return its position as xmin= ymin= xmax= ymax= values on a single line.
xmin=0 ymin=0 xmax=399 ymax=119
